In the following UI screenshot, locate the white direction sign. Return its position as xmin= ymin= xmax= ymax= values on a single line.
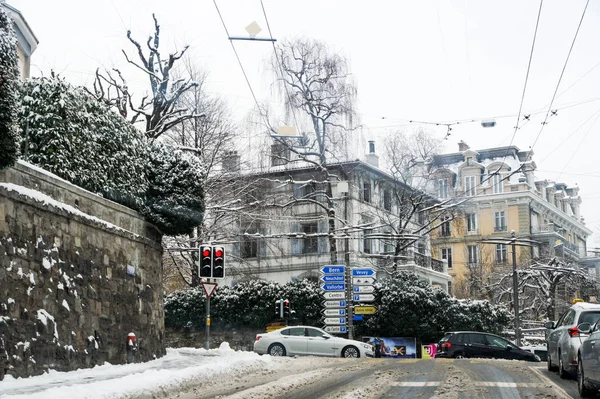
xmin=323 ymin=308 xmax=346 ymax=316
xmin=324 ymin=326 xmax=347 ymax=334
xmin=353 ymin=285 xmax=375 ymax=293
xmin=353 ymin=294 xmax=375 ymax=302
xmin=324 ymin=300 xmax=346 ymax=308
xmin=323 ymin=292 xmax=345 ymax=300
xmin=324 ymin=317 xmax=346 ymax=325
xmin=352 ymin=277 xmax=375 ymax=285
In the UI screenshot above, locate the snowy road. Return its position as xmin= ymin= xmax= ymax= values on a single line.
xmin=0 ymin=345 xmax=577 ymax=399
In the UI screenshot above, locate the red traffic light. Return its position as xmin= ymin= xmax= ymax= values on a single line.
xmin=202 ymin=249 xmax=211 ymax=257
xmin=284 ymin=300 xmax=289 ymax=306
xmin=215 ymin=249 xmax=223 ymax=258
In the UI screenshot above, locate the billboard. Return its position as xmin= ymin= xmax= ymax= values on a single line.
xmin=364 ymin=337 xmax=417 ymax=358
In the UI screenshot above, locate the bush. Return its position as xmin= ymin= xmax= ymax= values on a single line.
xmin=0 ymin=7 xmax=20 ymax=169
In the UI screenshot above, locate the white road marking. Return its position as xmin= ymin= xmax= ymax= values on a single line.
xmin=529 ymin=366 xmax=572 ymax=399
xmin=393 ymin=381 xmax=553 ymax=388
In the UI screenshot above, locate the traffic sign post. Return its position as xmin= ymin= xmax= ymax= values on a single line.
xmin=324 ymin=326 xmax=347 ymax=334
xmin=323 ymin=309 xmax=346 ymax=316
xmin=354 ymin=305 xmax=377 ymax=315
xmin=353 ymin=285 xmax=374 ymax=293
xmin=321 ymin=283 xmax=345 ymax=291
xmin=353 ymin=294 xmax=375 ymax=302
xmin=201 ymin=281 xmax=218 ymax=350
xmin=323 ymin=292 xmax=345 ymax=300
xmin=321 ymin=265 xmax=348 ymax=334
xmin=323 ymin=300 xmax=346 ymax=308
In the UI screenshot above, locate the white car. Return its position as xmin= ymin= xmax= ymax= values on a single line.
xmin=253 ymin=326 xmax=374 ymax=358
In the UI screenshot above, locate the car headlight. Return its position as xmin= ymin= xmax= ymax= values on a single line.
xmin=534 ymin=355 xmax=541 ymax=361
xmin=363 ymin=344 xmax=373 ymax=350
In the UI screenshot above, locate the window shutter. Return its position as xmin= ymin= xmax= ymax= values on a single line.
xmin=291 ymin=222 xmax=302 ymax=255
xmin=318 ymin=219 xmax=328 ymax=254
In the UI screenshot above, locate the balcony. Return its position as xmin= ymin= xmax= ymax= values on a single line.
xmin=531 ymin=223 xmax=581 ymax=256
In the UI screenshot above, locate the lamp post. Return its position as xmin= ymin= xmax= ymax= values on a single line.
xmin=480 ymin=232 xmax=538 ymax=347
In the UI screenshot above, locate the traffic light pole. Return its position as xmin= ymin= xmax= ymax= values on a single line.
xmin=205 ymin=290 xmax=211 ymax=350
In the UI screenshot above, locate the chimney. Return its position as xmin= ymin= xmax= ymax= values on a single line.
xmin=365 ymin=140 xmax=379 ymax=168
xmin=458 ymin=140 xmax=470 ymax=152
xmin=222 ymin=150 xmax=240 ymax=172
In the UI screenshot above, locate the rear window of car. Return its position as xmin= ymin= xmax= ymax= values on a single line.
xmin=438 ymin=333 xmax=453 ymax=343
xmin=577 ymin=311 xmax=600 ymax=326
xmin=467 ymin=334 xmax=487 ymax=345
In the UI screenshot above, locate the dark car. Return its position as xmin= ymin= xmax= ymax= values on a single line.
xmin=573 ymin=321 xmax=600 ymax=397
xmin=436 ymin=331 xmax=541 ymax=362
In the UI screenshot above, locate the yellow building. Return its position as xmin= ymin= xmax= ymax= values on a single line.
xmin=430 ymin=141 xmax=592 ymax=298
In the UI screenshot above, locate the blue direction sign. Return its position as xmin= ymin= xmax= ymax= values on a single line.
xmin=321 ymin=283 xmax=345 ymax=291
xmin=352 ymin=268 xmax=376 ymax=277
xmin=321 ymin=275 xmax=345 ymax=283
xmin=321 ymin=265 xmax=345 ymax=275
xmin=353 ymin=315 xmax=364 ymax=321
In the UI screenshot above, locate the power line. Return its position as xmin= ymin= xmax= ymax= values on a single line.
xmin=212 ymin=0 xmax=264 ymax=118
xmin=259 ymin=0 xmax=302 ymax=137
xmin=528 ymin=0 xmax=590 ymax=158
xmin=556 ymin=111 xmax=600 ymax=181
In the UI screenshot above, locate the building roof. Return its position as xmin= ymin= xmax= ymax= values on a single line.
xmin=2 ymin=2 xmax=38 ymax=55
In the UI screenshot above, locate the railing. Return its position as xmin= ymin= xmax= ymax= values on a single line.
xmin=431 ymin=258 xmax=444 ymax=273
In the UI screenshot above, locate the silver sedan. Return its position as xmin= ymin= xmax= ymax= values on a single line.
xmin=253 ymin=326 xmax=374 ymax=358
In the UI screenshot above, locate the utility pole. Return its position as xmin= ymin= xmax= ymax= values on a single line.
xmin=480 ymin=232 xmax=538 ymax=347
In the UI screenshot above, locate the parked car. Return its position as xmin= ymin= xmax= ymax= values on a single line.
xmin=575 ymin=321 xmax=600 ymax=397
xmin=253 ymin=326 xmax=374 ymax=358
xmin=545 ymin=301 xmax=600 ymax=379
xmin=436 ymin=331 xmax=540 ymax=362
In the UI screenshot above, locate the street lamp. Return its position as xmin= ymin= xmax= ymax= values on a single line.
xmin=480 ymin=231 xmax=539 ymax=347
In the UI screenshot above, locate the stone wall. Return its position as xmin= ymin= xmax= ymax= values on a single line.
xmin=165 ymin=327 xmax=263 ymax=352
xmin=0 ymin=162 xmax=165 ymax=378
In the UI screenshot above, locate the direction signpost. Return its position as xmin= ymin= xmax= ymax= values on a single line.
xmin=324 ymin=326 xmax=347 ymax=334
xmin=353 ymin=294 xmax=375 ymax=302
xmin=323 ymin=300 xmax=346 ymax=308
xmin=323 ymin=317 xmax=346 ymax=325
xmin=323 ymin=309 xmax=346 ymax=316
xmin=321 ymin=265 xmax=348 ymax=334
xmin=354 ymin=305 xmax=377 ymax=315
xmin=353 ymin=285 xmax=374 ymax=293
xmin=323 ymin=292 xmax=345 ymax=300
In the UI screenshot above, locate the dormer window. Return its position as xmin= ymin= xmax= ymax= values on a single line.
xmin=438 ymin=179 xmax=449 ymax=199
xmin=466 ymin=156 xmax=473 ymax=166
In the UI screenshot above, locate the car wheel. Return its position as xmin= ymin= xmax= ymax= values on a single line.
xmin=558 ymin=351 xmax=570 ymax=379
xmin=342 ymin=346 xmax=360 ymax=358
xmin=268 ymin=343 xmax=286 ymax=357
xmin=453 ymin=352 xmax=466 ymax=359
xmin=578 ymin=355 xmax=594 ymax=397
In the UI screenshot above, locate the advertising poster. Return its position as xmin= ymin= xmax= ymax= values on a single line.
xmin=364 ymin=337 xmax=417 ymax=358
xmin=422 ymin=344 xmax=437 ymax=359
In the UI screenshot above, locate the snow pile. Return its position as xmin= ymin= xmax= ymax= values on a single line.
xmin=0 ymin=346 xmax=281 ymax=399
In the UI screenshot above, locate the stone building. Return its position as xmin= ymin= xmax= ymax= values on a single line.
xmin=429 ymin=140 xmax=596 ymax=299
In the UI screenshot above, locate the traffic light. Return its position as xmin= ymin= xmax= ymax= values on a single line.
xmin=283 ymin=299 xmax=291 ymax=318
xmin=212 ymin=246 xmax=225 ymax=278
xmin=275 ymin=299 xmax=283 ymax=319
xmin=199 ymin=245 xmax=212 ymax=278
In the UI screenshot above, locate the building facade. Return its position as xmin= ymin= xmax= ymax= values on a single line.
xmin=1 ymin=1 xmax=38 ymax=79
xmin=221 ymin=145 xmax=451 ymax=291
xmin=429 ymin=140 xmax=593 ymax=298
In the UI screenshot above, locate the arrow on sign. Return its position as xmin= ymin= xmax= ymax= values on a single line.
xmin=320 ymin=265 xmax=345 ymax=275
xmin=353 ymin=285 xmax=374 ymax=293
xmin=324 ymin=317 xmax=346 ymax=325
xmin=324 ymin=326 xmax=347 ymax=334
xmin=323 ymin=300 xmax=346 ymax=308
xmin=353 ymin=294 xmax=375 ymax=302
xmin=352 ymin=277 xmax=375 ymax=285
xmin=352 ymin=268 xmax=376 ymax=277
xmin=320 ymin=275 xmax=345 ymax=283
xmin=321 ymin=283 xmax=345 ymax=291
xmin=322 ymin=308 xmax=346 ymax=316
xmin=323 ymin=292 xmax=345 ymax=300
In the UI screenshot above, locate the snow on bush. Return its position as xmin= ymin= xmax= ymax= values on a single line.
xmin=0 ymin=5 xmax=20 ymax=169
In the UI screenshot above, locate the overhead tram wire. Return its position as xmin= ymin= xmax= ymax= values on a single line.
xmin=527 ymin=0 xmax=590 ymax=160
xmin=212 ymin=0 xmax=266 ymax=123
xmin=259 ymin=0 xmax=302 ymax=137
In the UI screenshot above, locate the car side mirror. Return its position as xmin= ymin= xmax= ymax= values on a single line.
xmin=506 ymin=346 xmax=513 ymax=351
xmin=322 ymin=334 xmax=331 ymax=339
xmin=578 ymin=322 xmax=592 ymax=334
xmin=544 ymin=321 xmax=555 ymax=329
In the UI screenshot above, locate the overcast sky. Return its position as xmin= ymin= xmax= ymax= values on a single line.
xmin=9 ymin=0 xmax=600 ymax=244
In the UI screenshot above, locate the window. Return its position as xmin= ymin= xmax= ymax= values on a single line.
xmin=467 ymin=333 xmax=487 ymax=345
xmin=438 ymin=179 xmax=448 ymax=199
xmin=363 ymin=229 xmax=373 ymax=254
xmin=448 ymin=281 xmax=452 ymax=296
xmin=241 ymin=235 xmax=258 ymax=258
xmin=494 ymin=211 xmax=506 ymax=231
xmin=417 ymin=211 xmax=427 ymax=225
xmin=492 ymin=173 xmax=504 ymax=194
xmin=294 ymin=182 xmax=316 ymax=199
xmin=495 ymin=244 xmax=508 ymax=264
xmin=417 ymin=241 xmax=426 ymax=254
xmin=271 ymin=144 xmax=290 ymax=166
xmin=440 ymin=217 xmax=451 ymax=237
xmin=306 ymin=328 xmax=324 ymax=337
xmin=363 ymin=181 xmax=371 ymax=203
xmin=467 ymin=245 xmax=478 ymax=264
xmin=302 ymin=222 xmax=318 ymax=254
xmin=383 ymin=189 xmax=392 ymax=211
xmin=465 ymin=176 xmax=476 ymax=197
xmin=441 ymin=247 xmax=452 ymax=268
xmin=282 ymin=327 xmax=305 ymax=336
xmin=466 ymin=213 xmax=477 ymax=233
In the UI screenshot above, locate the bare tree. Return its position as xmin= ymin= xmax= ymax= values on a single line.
xmin=489 ymin=257 xmax=597 ymax=321
xmin=87 ymin=14 xmax=199 ymax=140
xmin=267 ymin=38 xmax=358 ymax=264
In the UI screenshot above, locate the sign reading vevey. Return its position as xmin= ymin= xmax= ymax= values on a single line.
xmin=352 ymin=268 xmax=376 ymax=277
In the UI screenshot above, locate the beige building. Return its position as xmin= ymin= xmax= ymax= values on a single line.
xmin=429 ymin=141 xmax=593 ymax=298
xmin=1 ymin=2 xmax=38 ymax=79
